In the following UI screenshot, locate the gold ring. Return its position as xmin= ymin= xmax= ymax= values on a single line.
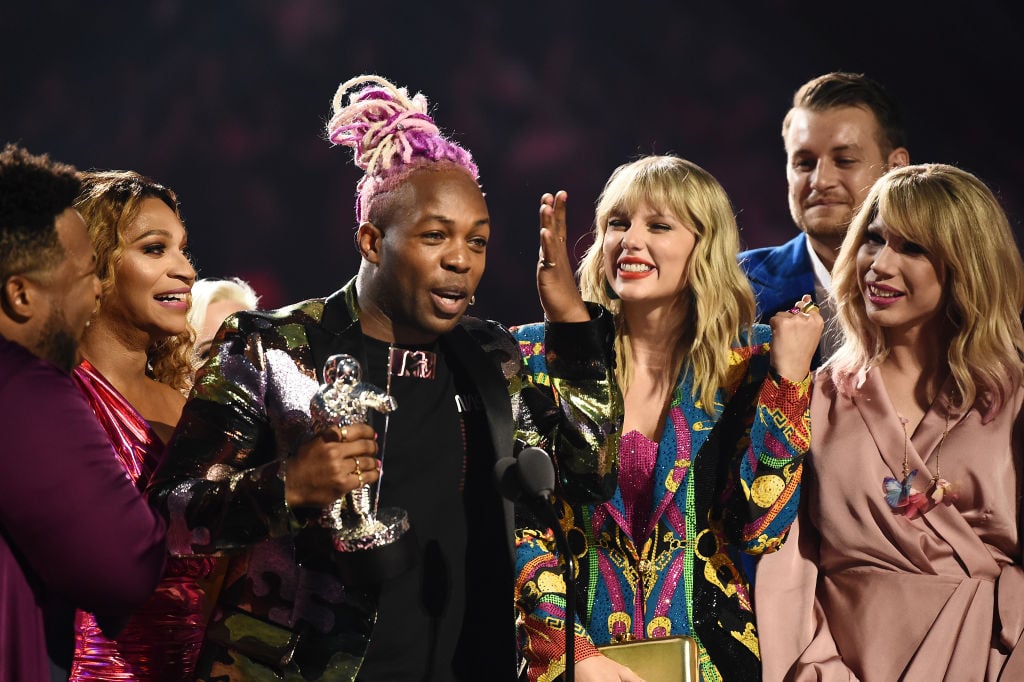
xmin=356 ymin=470 xmax=364 ymax=485
xmin=540 ymin=259 xmax=556 ymax=268
xmin=353 ymin=457 xmax=361 ymax=475
xmin=340 ymin=426 xmax=348 ymax=442
xmin=800 ymin=301 xmax=820 ymax=314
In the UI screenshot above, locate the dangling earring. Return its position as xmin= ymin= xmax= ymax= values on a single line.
xmin=468 ymin=295 xmax=476 ymax=306
xmin=604 ymin=279 xmax=619 ymax=300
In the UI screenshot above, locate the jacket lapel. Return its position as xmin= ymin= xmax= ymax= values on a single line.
xmin=440 ymin=324 xmax=516 ymax=560
xmin=306 ymin=282 xmax=365 ymax=382
xmin=854 ymin=369 xmax=914 ymax=481
xmin=441 ymin=324 xmax=513 ymax=462
xmin=855 ymin=371 xmax=993 ymax=575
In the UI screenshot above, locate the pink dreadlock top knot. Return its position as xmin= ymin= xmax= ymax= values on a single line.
xmin=326 ymin=75 xmax=479 ymax=223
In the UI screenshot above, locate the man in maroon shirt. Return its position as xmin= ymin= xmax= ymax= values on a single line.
xmin=0 ymin=144 xmax=167 ymax=681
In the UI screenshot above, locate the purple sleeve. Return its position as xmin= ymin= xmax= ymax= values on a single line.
xmin=0 ymin=361 xmax=167 ymax=614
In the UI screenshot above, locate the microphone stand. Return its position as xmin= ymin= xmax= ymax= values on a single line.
xmin=529 ymin=493 xmax=576 ymax=682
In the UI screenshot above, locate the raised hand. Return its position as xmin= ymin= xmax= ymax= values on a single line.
xmin=769 ymin=294 xmax=824 ymax=382
xmin=537 ymin=191 xmax=589 ymax=323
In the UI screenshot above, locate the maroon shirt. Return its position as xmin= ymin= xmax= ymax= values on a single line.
xmin=0 ymin=335 xmax=166 ymax=681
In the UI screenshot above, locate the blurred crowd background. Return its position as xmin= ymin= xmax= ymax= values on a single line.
xmin=3 ymin=0 xmax=1021 ymax=324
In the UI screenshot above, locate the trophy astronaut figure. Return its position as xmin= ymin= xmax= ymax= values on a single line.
xmin=310 ymin=354 xmax=414 ymax=582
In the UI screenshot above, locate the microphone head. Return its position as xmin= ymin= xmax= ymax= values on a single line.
xmin=517 ymin=447 xmax=555 ymax=500
xmin=494 ymin=457 xmax=522 ymax=502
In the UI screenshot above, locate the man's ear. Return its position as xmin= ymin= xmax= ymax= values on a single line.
xmin=357 ymin=222 xmax=383 ymax=264
xmin=1 ymin=275 xmax=36 ymax=322
xmin=887 ymin=146 xmax=910 ymax=169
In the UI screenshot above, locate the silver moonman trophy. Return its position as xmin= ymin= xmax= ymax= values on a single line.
xmin=309 ymin=353 xmax=415 ymax=584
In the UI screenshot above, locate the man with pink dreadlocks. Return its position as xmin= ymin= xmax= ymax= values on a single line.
xmin=148 ymin=75 xmax=621 ymax=681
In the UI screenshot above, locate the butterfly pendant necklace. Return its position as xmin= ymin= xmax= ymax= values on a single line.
xmin=883 ymin=410 xmax=955 ymax=518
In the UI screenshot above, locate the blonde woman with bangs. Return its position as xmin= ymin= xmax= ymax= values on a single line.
xmin=513 ymin=155 xmax=822 ymax=681
xmin=757 ymin=164 xmax=1024 ymax=681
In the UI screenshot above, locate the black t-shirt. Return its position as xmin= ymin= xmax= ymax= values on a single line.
xmin=356 ymin=336 xmax=514 ymax=681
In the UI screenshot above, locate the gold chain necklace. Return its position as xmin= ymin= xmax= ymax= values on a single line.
xmin=887 ymin=408 xmax=955 ymax=514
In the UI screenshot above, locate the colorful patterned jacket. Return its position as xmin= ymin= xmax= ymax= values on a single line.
xmin=513 ymin=323 xmax=811 ymax=681
xmin=146 ymin=279 xmax=621 ymax=681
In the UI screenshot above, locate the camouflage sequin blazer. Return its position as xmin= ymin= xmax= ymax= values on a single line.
xmin=147 ymin=279 xmax=621 ymax=681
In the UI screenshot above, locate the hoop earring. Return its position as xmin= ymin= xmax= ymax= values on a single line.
xmin=468 ymin=295 xmax=476 ymax=306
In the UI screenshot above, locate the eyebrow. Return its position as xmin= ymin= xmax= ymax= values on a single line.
xmin=791 ymin=143 xmax=864 ymax=156
xmin=427 ymin=214 xmax=490 ymax=227
xmin=130 ymin=228 xmax=177 ymax=242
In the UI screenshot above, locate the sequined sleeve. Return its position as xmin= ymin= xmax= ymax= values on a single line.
xmin=509 ymin=308 xmax=621 ymax=680
xmin=510 ymin=303 xmax=623 ymax=503
xmin=515 ymin=526 xmax=602 ymax=680
xmin=729 ymin=326 xmax=811 ymax=554
xmin=147 ymin=315 xmax=298 ymax=555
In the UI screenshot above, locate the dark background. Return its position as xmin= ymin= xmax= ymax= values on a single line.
xmin=4 ymin=0 xmax=1021 ymax=324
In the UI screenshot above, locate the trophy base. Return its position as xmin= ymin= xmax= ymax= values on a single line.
xmin=333 ymin=507 xmax=416 ymax=586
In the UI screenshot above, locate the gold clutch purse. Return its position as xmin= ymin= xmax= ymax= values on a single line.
xmin=598 ymin=636 xmax=698 ymax=682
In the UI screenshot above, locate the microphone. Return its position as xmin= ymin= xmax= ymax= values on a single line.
xmin=496 ymin=447 xmax=576 ymax=682
xmin=496 ymin=446 xmax=555 ymax=502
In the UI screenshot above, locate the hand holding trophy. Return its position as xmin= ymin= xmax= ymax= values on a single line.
xmin=309 ymin=353 xmax=415 ymax=584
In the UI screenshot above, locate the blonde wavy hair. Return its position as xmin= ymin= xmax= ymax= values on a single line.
xmin=828 ymin=163 xmax=1024 ymax=417
xmin=578 ymin=156 xmax=755 ymax=410
xmin=75 ymin=171 xmax=195 ymax=391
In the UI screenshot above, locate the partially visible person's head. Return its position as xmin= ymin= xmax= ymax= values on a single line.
xmin=830 ymin=163 xmax=1024 ymax=416
xmin=578 ymin=155 xmax=755 ymax=409
xmin=75 ymin=171 xmax=196 ymax=389
xmin=782 ymin=72 xmax=910 ymax=264
xmin=327 ymin=75 xmax=488 ymax=343
xmin=188 ymin=277 xmax=260 ymax=360
xmin=0 ymin=144 xmax=99 ymax=371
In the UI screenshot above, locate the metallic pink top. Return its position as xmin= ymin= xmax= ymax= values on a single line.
xmin=618 ymin=429 xmax=659 ymax=542
xmin=69 ymin=360 xmax=218 ymax=681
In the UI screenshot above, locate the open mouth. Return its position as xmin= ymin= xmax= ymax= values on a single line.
xmin=155 ymin=290 xmax=190 ymax=308
xmin=431 ymin=289 xmax=467 ymax=315
xmin=617 ymin=259 xmax=655 ymax=279
xmin=865 ymin=282 xmax=903 ymax=305
xmin=619 ymin=262 xmax=653 ymax=273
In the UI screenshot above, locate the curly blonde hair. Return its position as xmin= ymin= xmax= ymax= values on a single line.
xmin=75 ymin=170 xmax=195 ymax=391
xmin=578 ymin=155 xmax=755 ymax=410
xmin=828 ymin=163 xmax=1024 ymax=417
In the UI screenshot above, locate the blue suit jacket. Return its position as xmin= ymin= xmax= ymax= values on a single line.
xmin=738 ymin=233 xmax=816 ymax=320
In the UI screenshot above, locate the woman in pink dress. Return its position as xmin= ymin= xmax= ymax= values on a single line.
xmin=68 ymin=171 xmax=216 ymax=681
xmin=756 ymin=163 xmax=1024 ymax=680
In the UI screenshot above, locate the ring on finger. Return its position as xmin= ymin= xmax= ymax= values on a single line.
xmin=540 ymin=259 xmax=556 ymax=268
xmin=340 ymin=426 xmax=348 ymax=442
xmin=800 ymin=301 xmax=820 ymax=314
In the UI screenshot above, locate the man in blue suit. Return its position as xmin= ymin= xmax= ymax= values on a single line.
xmin=740 ymin=72 xmax=909 ymax=364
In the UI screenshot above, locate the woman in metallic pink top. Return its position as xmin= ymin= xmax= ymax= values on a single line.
xmin=68 ymin=171 xmax=216 ymax=681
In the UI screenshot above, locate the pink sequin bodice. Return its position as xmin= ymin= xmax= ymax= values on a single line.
xmin=618 ymin=429 xmax=659 ymax=541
